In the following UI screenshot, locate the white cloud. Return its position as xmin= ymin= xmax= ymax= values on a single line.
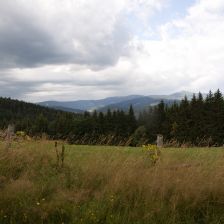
xmin=136 ymin=0 xmax=224 ymax=93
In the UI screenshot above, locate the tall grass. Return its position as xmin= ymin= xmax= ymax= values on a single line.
xmin=1 ymin=141 xmax=224 ymax=223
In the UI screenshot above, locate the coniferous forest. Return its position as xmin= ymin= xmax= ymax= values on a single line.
xmin=1 ymin=89 xmax=224 ymax=146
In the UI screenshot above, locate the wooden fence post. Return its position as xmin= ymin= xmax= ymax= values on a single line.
xmin=157 ymin=134 xmax=163 ymax=148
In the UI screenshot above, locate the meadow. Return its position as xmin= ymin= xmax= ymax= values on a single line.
xmin=1 ymin=141 xmax=224 ymax=224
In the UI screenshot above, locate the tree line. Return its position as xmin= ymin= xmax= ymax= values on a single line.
xmin=1 ymin=90 xmax=224 ymax=146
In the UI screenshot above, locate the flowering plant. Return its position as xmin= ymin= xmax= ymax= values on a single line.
xmin=142 ymin=144 xmax=161 ymax=165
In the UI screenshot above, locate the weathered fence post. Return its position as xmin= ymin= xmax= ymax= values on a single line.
xmin=54 ymin=142 xmax=65 ymax=168
xmin=55 ymin=141 xmax=59 ymax=167
xmin=5 ymin=124 xmax=15 ymax=149
xmin=157 ymin=134 xmax=163 ymax=148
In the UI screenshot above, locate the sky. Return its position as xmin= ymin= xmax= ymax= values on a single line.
xmin=0 ymin=0 xmax=224 ymax=102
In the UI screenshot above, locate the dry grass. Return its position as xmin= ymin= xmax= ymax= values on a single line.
xmin=1 ymin=141 xmax=224 ymax=223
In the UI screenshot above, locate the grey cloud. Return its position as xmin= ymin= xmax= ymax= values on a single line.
xmin=0 ymin=1 xmax=131 ymax=69
xmin=0 ymin=2 xmax=69 ymax=68
xmin=0 ymin=71 xmax=127 ymax=100
xmin=0 ymin=79 xmax=37 ymax=99
xmin=76 ymin=20 xmax=131 ymax=69
xmin=0 ymin=23 xmax=66 ymax=68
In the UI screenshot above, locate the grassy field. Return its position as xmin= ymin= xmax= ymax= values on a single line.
xmin=1 ymin=141 xmax=224 ymax=223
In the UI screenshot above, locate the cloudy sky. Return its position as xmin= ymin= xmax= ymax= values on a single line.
xmin=0 ymin=0 xmax=224 ymax=102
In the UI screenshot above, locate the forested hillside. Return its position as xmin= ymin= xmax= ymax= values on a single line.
xmin=0 ymin=97 xmax=82 ymax=138
xmin=1 ymin=90 xmax=224 ymax=146
xmin=139 ymin=89 xmax=224 ymax=146
xmin=0 ymin=97 xmax=137 ymax=144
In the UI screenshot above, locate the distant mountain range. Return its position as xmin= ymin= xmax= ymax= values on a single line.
xmin=38 ymin=91 xmax=203 ymax=113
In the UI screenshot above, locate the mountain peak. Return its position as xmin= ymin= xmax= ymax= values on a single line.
xmin=168 ymin=91 xmax=194 ymax=99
